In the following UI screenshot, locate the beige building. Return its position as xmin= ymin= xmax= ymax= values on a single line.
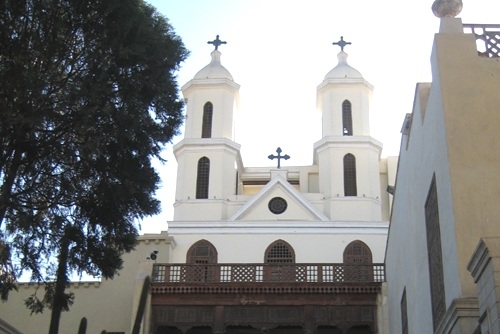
xmin=385 ymin=12 xmax=500 ymax=334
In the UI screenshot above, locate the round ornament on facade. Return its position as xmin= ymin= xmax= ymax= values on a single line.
xmin=268 ymin=197 xmax=288 ymax=214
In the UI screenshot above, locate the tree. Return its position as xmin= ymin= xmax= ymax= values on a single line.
xmin=0 ymin=0 xmax=188 ymax=332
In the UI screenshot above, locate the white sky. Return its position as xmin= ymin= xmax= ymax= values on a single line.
xmin=139 ymin=0 xmax=500 ymax=234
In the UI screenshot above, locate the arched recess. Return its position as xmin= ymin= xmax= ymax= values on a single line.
xmin=186 ymin=240 xmax=218 ymax=282
xmin=342 ymin=99 xmax=353 ymax=136
xmin=264 ymin=240 xmax=295 ymax=282
xmin=187 ymin=239 xmax=218 ymax=264
xmin=196 ymin=157 xmax=210 ymax=199
xmin=343 ymin=153 xmax=357 ymax=196
xmin=202 ymin=102 xmax=213 ymax=138
xmin=343 ymin=240 xmax=373 ymax=282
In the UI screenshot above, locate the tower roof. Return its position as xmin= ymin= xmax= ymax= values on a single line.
xmin=324 ymin=51 xmax=363 ymax=81
xmin=193 ymin=50 xmax=234 ymax=81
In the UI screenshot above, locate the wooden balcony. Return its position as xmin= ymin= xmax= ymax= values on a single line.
xmin=151 ymin=263 xmax=384 ymax=294
xmin=150 ymin=264 xmax=385 ymax=332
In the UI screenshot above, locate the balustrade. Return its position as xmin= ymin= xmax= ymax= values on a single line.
xmin=152 ymin=263 xmax=385 ymax=284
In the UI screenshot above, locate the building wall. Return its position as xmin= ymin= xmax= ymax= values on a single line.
xmin=0 ymin=234 xmax=173 ymax=334
xmin=386 ymin=18 xmax=500 ymax=333
xmin=167 ymin=230 xmax=388 ymax=264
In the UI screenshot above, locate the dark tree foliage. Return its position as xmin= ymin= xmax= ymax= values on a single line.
xmin=0 ymin=0 xmax=188 ymax=332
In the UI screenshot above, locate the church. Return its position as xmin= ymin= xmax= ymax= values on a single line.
xmin=1 ymin=2 xmax=500 ymax=334
xmin=147 ymin=31 xmax=395 ymax=333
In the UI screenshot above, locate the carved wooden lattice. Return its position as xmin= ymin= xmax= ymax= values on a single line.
xmin=265 ymin=240 xmax=296 ymax=282
xmin=463 ymin=24 xmax=500 ymax=58
xmin=230 ymin=265 xmax=257 ymax=282
xmin=343 ymin=240 xmax=374 ymax=282
xmin=153 ymin=263 xmax=385 ymax=283
xmin=425 ymin=176 xmax=446 ymax=331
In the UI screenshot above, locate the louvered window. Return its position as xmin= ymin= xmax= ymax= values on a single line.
xmin=343 ymin=153 xmax=357 ymax=196
xmin=342 ymin=100 xmax=353 ymax=136
xmin=196 ymin=157 xmax=210 ymax=199
xmin=202 ymin=102 xmax=213 ymax=138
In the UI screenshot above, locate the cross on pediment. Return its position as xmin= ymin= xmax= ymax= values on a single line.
xmin=268 ymin=147 xmax=290 ymax=169
xmin=208 ymin=35 xmax=227 ymax=51
xmin=332 ymin=36 xmax=352 ymax=52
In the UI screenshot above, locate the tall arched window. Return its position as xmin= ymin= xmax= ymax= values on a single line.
xmin=264 ymin=240 xmax=295 ymax=282
xmin=342 ymin=100 xmax=353 ymax=136
xmin=196 ymin=157 xmax=210 ymax=199
xmin=202 ymin=102 xmax=213 ymax=138
xmin=343 ymin=240 xmax=373 ymax=282
xmin=343 ymin=153 xmax=357 ymax=196
xmin=186 ymin=240 xmax=218 ymax=283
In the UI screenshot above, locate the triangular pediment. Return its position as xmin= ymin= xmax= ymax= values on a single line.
xmin=229 ymin=175 xmax=328 ymax=221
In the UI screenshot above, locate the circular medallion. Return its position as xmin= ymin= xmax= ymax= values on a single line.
xmin=268 ymin=197 xmax=288 ymax=214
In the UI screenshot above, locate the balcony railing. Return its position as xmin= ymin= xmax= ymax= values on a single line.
xmin=463 ymin=24 xmax=500 ymax=58
xmin=152 ymin=263 xmax=385 ymax=284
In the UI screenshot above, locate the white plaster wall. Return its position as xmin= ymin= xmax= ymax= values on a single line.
xmin=384 ymin=20 xmax=495 ymax=330
xmin=173 ymin=139 xmax=240 ymax=220
xmin=317 ymin=84 xmax=373 ymax=137
xmin=237 ymin=187 xmax=316 ymax=221
xmin=315 ymin=138 xmax=383 ymax=221
xmin=386 ymin=78 xmax=456 ymax=333
xmin=182 ymin=82 xmax=239 ymax=140
xmin=168 ymin=230 xmax=388 ymax=264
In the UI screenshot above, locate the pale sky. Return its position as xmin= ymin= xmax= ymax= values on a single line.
xmin=140 ymin=0 xmax=500 ymax=233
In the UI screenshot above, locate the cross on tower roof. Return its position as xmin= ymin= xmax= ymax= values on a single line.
xmin=332 ymin=36 xmax=352 ymax=52
xmin=207 ymin=35 xmax=227 ymax=51
xmin=268 ymin=147 xmax=290 ymax=169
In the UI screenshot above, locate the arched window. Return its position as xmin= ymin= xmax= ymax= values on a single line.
xmin=343 ymin=240 xmax=373 ymax=282
xmin=202 ymin=102 xmax=213 ymax=138
xmin=186 ymin=240 xmax=218 ymax=283
xmin=187 ymin=240 xmax=218 ymax=264
xmin=342 ymin=100 xmax=353 ymax=136
xmin=196 ymin=157 xmax=210 ymax=199
xmin=264 ymin=240 xmax=295 ymax=282
xmin=265 ymin=240 xmax=295 ymax=263
xmin=343 ymin=153 xmax=357 ymax=196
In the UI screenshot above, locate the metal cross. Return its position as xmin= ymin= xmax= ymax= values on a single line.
xmin=332 ymin=36 xmax=352 ymax=52
xmin=207 ymin=35 xmax=227 ymax=50
xmin=268 ymin=147 xmax=290 ymax=169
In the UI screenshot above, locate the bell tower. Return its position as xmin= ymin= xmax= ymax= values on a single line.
xmin=173 ymin=36 xmax=241 ymax=221
xmin=314 ymin=37 xmax=383 ymax=221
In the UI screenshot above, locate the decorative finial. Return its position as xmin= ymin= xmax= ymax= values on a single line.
xmin=432 ymin=0 xmax=463 ymax=18
xmin=268 ymin=147 xmax=290 ymax=169
xmin=332 ymin=36 xmax=352 ymax=52
xmin=207 ymin=35 xmax=227 ymax=51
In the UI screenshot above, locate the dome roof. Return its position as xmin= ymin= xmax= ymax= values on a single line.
xmin=324 ymin=51 xmax=363 ymax=80
xmin=193 ymin=50 xmax=234 ymax=80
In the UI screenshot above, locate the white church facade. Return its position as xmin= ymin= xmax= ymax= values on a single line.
xmin=147 ymin=35 xmax=395 ymax=333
